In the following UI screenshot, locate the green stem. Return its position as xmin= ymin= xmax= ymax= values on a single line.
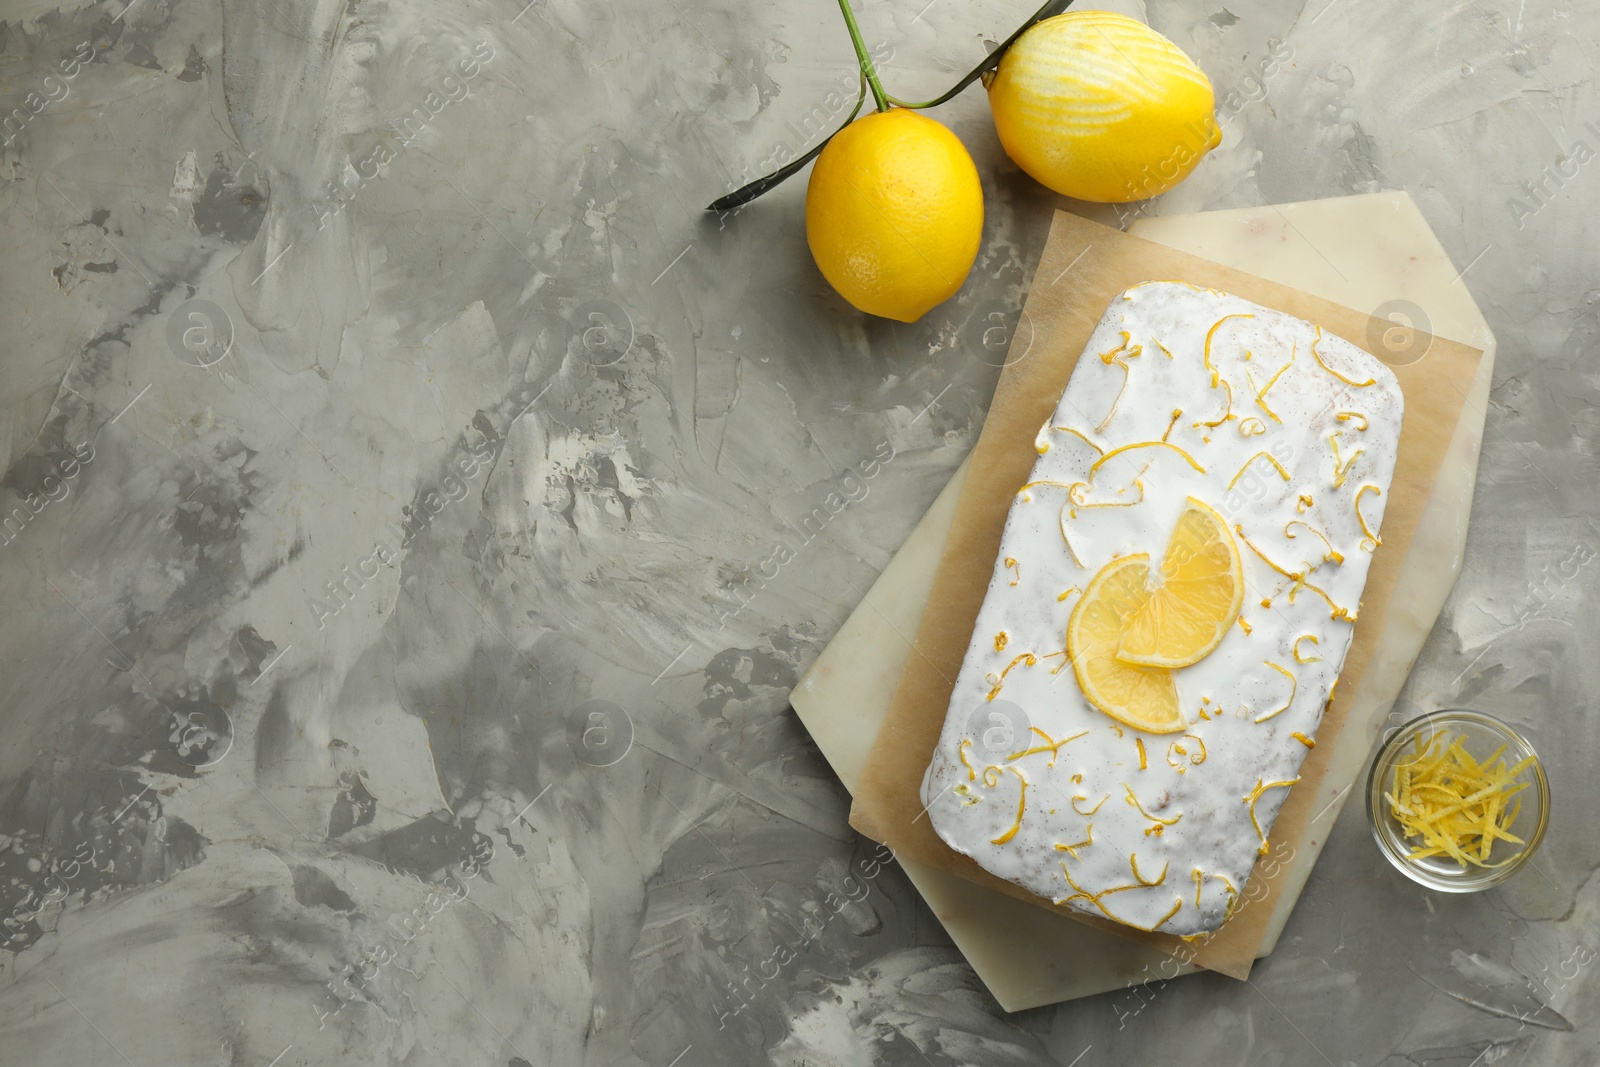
xmin=835 ymin=0 xmax=889 ymax=112
xmin=884 ymin=93 xmax=937 ymax=109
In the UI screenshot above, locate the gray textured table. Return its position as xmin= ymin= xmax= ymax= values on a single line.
xmin=1 ymin=0 xmax=1595 ymax=1064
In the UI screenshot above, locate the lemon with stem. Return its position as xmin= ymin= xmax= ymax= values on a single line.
xmin=803 ymin=0 xmax=983 ymax=322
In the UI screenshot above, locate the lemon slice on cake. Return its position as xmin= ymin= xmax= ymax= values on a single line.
xmin=1067 ymin=553 xmax=1185 ymax=734
xmin=1117 ymin=498 xmax=1244 ymax=669
xmin=1067 ymin=498 xmax=1242 ymax=733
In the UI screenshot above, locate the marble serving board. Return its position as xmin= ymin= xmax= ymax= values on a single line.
xmin=789 ymin=191 xmax=1496 ymax=1011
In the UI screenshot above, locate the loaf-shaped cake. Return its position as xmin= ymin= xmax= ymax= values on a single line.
xmin=921 ymin=282 xmax=1403 ymax=935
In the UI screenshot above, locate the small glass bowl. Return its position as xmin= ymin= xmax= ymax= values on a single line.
xmin=1366 ymin=710 xmax=1549 ymax=892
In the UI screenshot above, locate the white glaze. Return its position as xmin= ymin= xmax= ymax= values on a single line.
xmin=921 ymin=282 xmax=1403 ymax=935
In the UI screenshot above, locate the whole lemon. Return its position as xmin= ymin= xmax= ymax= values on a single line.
xmin=805 ymin=108 xmax=983 ymax=323
xmin=987 ymin=11 xmax=1220 ymax=203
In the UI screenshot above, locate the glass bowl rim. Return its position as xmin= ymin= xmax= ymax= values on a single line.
xmin=1365 ymin=708 xmax=1550 ymax=892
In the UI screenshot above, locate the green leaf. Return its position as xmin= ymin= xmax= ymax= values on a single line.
xmin=892 ymin=0 xmax=1077 ymax=110
xmin=706 ymin=0 xmax=1077 ymax=213
xmin=707 ymin=79 xmax=867 ymax=214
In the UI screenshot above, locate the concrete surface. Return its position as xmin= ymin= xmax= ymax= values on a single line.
xmin=0 ymin=0 xmax=1596 ymax=1063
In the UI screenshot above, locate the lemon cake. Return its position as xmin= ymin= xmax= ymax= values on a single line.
xmin=921 ymin=281 xmax=1403 ymax=936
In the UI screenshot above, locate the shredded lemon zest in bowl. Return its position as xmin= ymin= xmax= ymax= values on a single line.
xmin=1383 ymin=732 xmax=1535 ymax=867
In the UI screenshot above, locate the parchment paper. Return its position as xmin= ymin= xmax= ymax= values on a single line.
xmin=848 ymin=210 xmax=1485 ymax=981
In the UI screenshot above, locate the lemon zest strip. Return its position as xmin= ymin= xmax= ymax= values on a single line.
xmin=1329 ymin=432 xmax=1365 ymax=489
xmin=1311 ymin=326 xmax=1377 ymax=387
xmin=1055 ymin=864 xmax=1182 ymax=932
xmin=984 ymin=765 xmax=1029 ymax=845
xmin=1243 ymin=777 xmax=1302 ymax=855
xmin=1125 ymin=898 xmax=1184 ymax=933
xmin=1036 ymin=423 xmax=1105 ymax=456
xmin=1355 ymin=484 xmax=1383 ymax=551
xmin=1251 ymin=340 xmax=1296 ymax=423
xmin=1237 ymin=417 xmax=1267 ymax=437
xmin=1099 ymin=332 xmax=1135 ymax=364
xmin=1072 ymin=792 xmax=1109 ymax=816
xmin=1255 ymin=661 xmax=1297 ymax=723
xmin=1243 ymin=356 xmax=1294 ymax=426
xmin=1336 ymin=411 xmax=1369 ymax=431
xmin=1406 ymin=764 xmax=1536 ymax=829
xmin=1036 ymin=647 xmax=1072 ymax=676
xmin=1125 ymin=279 xmax=1225 ymax=298
xmin=1218 ymin=875 xmax=1240 ymax=919
xmin=1204 ymin=313 xmax=1255 ymax=387
xmin=1293 ymin=634 xmax=1322 ymax=663
xmin=1007 ymin=727 xmax=1089 ymax=765
xmin=1291 ymin=732 xmax=1316 ymax=748
xmin=1130 ymin=853 xmax=1168 ymax=887
xmin=957 ymin=739 xmax=976 ymax=782
xmin=1165 ymin=735 xmax=1206 ymax=772
xmin=1095 ymin=337 xmax=1143 ymax=432
xmin=1005 ymin=557 xmax=1021 ymax=586
xmin=1124 ymin=784 xmax=1183 ymax=834
xmin=1068 ymin=480 xmax=1145 ymax=510
xmin=1285 ymin=521 xmax=1344 ymax=564
xmin=1055 ymin=824 xmax=1094 ymax=858
xmin=1235 ymin=525 xmax=1356 ymax=621
xmin=1088 ymin=440 xmax=1206 ymax=479
xmin=985 ymin=652 xmax=1038 ymax=701
xmin=1016 ymin=479 xmax=1079 ymax=501
xmin=1195 ymin=378 xmax=1234 ymax=429
xmin=1226 ymin=451 xmax=1290 ymax=490
xmin=1058 ymin=506 xmax=1087 ymax=567
xmin=1054 ymin=861 xmax=1143 ymax=910
xmin=1097 ymin=361 xmax=1129 ymax=433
